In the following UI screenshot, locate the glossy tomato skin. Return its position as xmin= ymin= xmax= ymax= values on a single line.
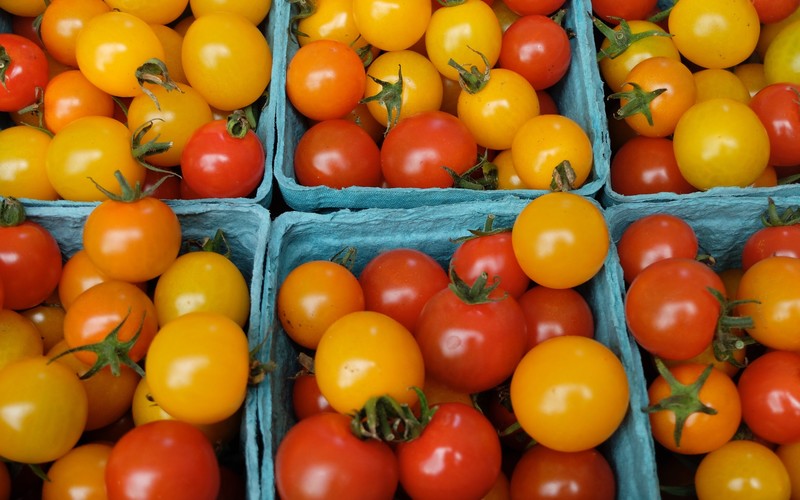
xmin=43 ymin=69 xmax=115 ymax=134
xmin=737 ymin=350 xmax=800 ymax=445
xmin=0 ymin=33 xmax=49 ymax=112
xmin=610 ymin=136 xmax=697 ymax=196
xmin=695 ymin=440 xmax=791 ymax=500
xmin=181 ymin=119 xmax=266 ymax=198
xmin=42 ymin=442 xmax=113 ymax=500
xmin=741 ymin=225 xmax=800 ymax=271
xmin=499 ymin=14 xmax=571 ymax=90
xmin=509 ymin=445 xmax=616 ymax=500
xmin=518 ymin=285 xmax=594 ymax=350
xmin=749 ymin=83 xmax=800 ymax=167
xmin=0 ymin=125 xmax=57 ymax=201
xmin=625 ymin=258 xmax=725 ymax=360
xmin=414 ymin=285 xmax=528 ymax=394
xmin=0 ymin=216 xmax=62 ymax=310
xmin=449 ymin=230 xmax=531 ymax=299
xmin=275 ymin=412 xmax=399 ymax=499
xmin=294 ymin=119 xmax=382 ymax=188
xmin=292 ymin=373 xmax=334 ymax=420
xmin=105 ymin=420 xmax=220 ymax=500
xmin=592 ymin=0 xmax=657 ymax=24
xmin=396 ymin=402 xmax=502 ymax=500
xmin=358 ymin=248 xmax=449 ymax=333
xmin=380 ymin=110 xmax=478 ymax=188
xmin=616 ymin=213 xmax=699 ymax=285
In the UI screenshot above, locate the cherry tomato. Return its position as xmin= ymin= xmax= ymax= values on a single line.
xmin=503 ymin=0 xmax=564 ymax=16
xmin=82 ymin=192 xmax=181 ymax=282
xmin=510 ymin=114 xmax=593 ymax=190
xmin=752 ymin=0 xmax=800 ymax=23
xmin=694 ymin=440 xmax=791 ymax=500
xmin=286 ymin=39 xmax=365 ymax=121
xmin=0 ymin=201 xmax=63 ymax=311
xmin=693 ymin=68 xmax=750 ymax=104
xmin=742 ymin=224 xmax=800 ymax=272
xmin=592 ymin=0 xmax=657 ymax=24
xmin=294 ymin=119 xmax=383 ymax=188
xmin=145 ymin=312 xmax=250 ymax=425
xmin=358 ymin=248 xmax=449 ymax=333
xmin=182 ymin=12 xmax=272 ymax=111
xmin=498 ymin=14 xmax=571 ymax=90
xmin=734 ymin=62 xmax=768 ymax=98
xmin=58 ymin=249 xmax=145 ymax=311
xmin=190 ymin=0 xmax=271 ymax=25
xmin=776 ymin=441 xmax=800 ymax=497
xmin=0 ymin=125 xmax=57 ymax=200
xmin=277 ymin=258 xmax=365 ymax=349
xmin=42 ymin=442 xmax=113 ymax=500
xmin=294 ymin=0 xmax=370 ymax=53
xmin=352 ymin=0 xmax=431 ymax=51
xmin=105 ymin=0 xmax=189 ymax=24
xmin=43 ymin=69 xmax=116 ymax=134
xmin=149 ymin=23 xmax=187 ymax=84
xmin=764 ymin=18 xmax=800 ymax=85
xmin=0 ymin=0 xmax=46 ymax=17
xmin=610 ymin=136 xmax=696 ymax=196
xmin=315 ymin=311 xmax=425 ymax=414
xmin=510 ymin=336 xmax=629 ymax=452
xmin=380 ymin=110 xmax=478 ymax=188
xmin=0 ymin=309 xmax=43 ymax=371
xmin=509 ymin=445 xmax=616 ymax=500
xmin=737 ymin=350 xmax=800 ymax=445
xmin=275 ymin=412 xmax=399 ymax=499
xmin=39 ymin=0 xmax=111 ymax=67
xmin=511 ymin=193 xmax=609 ymax=289
xmin=617 ymin=213 xmax=699 ymax=285
xmin=292 ymin=373 xmax=335 ymax=420
xmin=0 ymin=355 xmax=88 ymax=464
xmin=625 ymin=258 xmax=725 ymax=360
xmin=0 ymin=33 xmax=49 ymax=112
xmin=518 ymin=285 xmax=594 ymax=350
xmin=749 ymin=83 xmax=800 ymax=167
xmin=673 ymin=98 xmax=770 ymax=190
xmin=105 ymin=420 xmax=220 ymax=500
xmin=20 ymin=301 xmax=65 ymax=352
xmin=668 ymin=0 xmax=760 ymax=70
xmin=396 ymin=402 xmax=502 ymax=499
xmin=648 ymin=363 xmax=741 ymax=454
xmin=737 ymin=256 xmax=800 ymax=351
xmin=493 ymin=148 xmax=526 ymax=190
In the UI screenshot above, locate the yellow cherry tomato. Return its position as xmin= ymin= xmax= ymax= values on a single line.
xmin=0 ymin=125 xmax=57 ymax=201
xmin=493 ymin=149 xmax=525 ymax=190
xmin=764 ymin=19 xmax=800 ymax=85
xmin=190 ymin=0 xmax=272 ymax=25
xmin=149 ymin=23 xmax=187 ymax=84
xmin=733 ymin=63 xmax=768 ymax=98
xmin=693 ymin=68 xmax=751 ymax=103
xmin=295 ymin=0 xmax=370 ymax=54
xmin=104 ymin=0 xmax=189 ymax=24
xmin=0 ymin=309 xmax=43 ymax=371
xmin=695 ymin=440 xmax=791 ymax=500
xmin=352 ymin=0 xmax=431 ymax=51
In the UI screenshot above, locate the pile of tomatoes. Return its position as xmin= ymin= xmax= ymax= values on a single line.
xmin=269 ymin=193 xmax=642 ymax=499
xmin=595 ymin=0 xmax=800 ymax=197
xmin=0 ymin=0 xmax=272 ymax=202
xmin=284 ymin=0 xmax=599 ymax=193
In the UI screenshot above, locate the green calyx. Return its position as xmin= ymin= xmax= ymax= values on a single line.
xmin=135 ymin=58 xmax=183 ymax=111
xmin=448 ymin=48 xmax=491 ymax=95
xmin=361 ymin=64 xmax=404 ymax=134
xmin=0 ymin=45 xmax=10 ymax=91
xmin=351 ymin=387 xmax=436 ymax=442
xmin=644 ymin=358 xmax=717 ymax=448
xmin=48 ymin=310 xmax=146 ymax=379
xmin=448 ymin=268 xmax=505 ymax=305
xmin=760 ymin=197 xmax=800 ymax=227
xmin=0 ymin=197 xmax=26 ymax=227
xmin=288 ymin=0 xmax=316 ymax=41
xmin=550 ymin=160 xmax=578 ymax=191
xmin=227 ymin=107 xmax=258 ymax=139
xmin=446 ymin=151 xmax=499 ymax=191
xmin=594 ymin=16 xmax=672 ymax=62
xmin=436 ymin=0 xmax=467 ymax=6
xmin=450 ymin=214 xmax=511 ymax=244
xmin=330 ymin=246 xmax=358 ymax=271
xmin=609 ymin=82 xmax=667 ymax=126
xmin=707 ymin=286 xmax=757 ymax=369
xmin=90 ymin=169 xmax=161 ymax=202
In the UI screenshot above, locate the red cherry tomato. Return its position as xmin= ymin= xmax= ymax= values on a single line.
xmin=0 ymin=33 xmax=49 ymax=112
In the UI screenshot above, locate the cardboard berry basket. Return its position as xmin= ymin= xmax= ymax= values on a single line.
xmin=0 ymin=9 xmax=277 ymax=208
xmin=271 ymin=0 xmax=611 ymax=211
xmin=22 ymin=201 xmax=271 ymax=500
xmin=258 ymin=199 xmax=658 ymax=499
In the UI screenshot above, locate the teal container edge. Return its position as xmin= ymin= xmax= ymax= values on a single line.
xmin=258 ymin=199 xmax=659 ymax=499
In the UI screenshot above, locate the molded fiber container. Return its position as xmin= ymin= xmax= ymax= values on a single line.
xmin=271 ymin=0 xmax=611 ymax=211
xmin=23 ymin=201 xmax=270 ymax=500
xmin=0 ymin=10 xmax=276 ymax=208
xmin=259 ymin=200 xmax=658 ymax=499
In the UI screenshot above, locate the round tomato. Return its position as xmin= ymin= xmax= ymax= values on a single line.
xmin=0 ymin=33 xmax=49 ymax=112
xmin=380 ymin=110 xmax=478 ymax=188
xmin=286 ymin=39 xmax=365 ymax=122
xmin=647 ymin=362 xmax=741 ymax=454
xmin=42 ymin=442 xmax=113 ymax=500
xmin=0 ymin=125 xmax=57 ymax=200
xmin=617 ymin=213 xmax=699 ymax=285
xmin=105 ymin=420 xmax=220 ymax=500
xmin=292 ymin=373 xmax=334 ymax=420
xmin=737 ymin=350 xmax=800 ymax=445
xmin=0 ymin=355 xmax=88 ymax=464
xmin=764 ymin=18 xmax=800 ymax=85
xmin=498 ymin=14 xmax=571 ymax=90
xmin=0 ymin=309 xmax=43 ymax=371
xmin=673 ymin=98 xmax=770 ymax=190
xmin=154 ymin=249 xmax=250 ymax=327
xmin=294 ymin=119 xmax=382 ymax=188
xmin=749 ymin=83 xmax=800 ymax=167
xmin=82 ymin=190 xmax=181 ymax=282
xmin=509 ymin=445 xmax=616 ymax=500
xmin=492 ymin=149 xmax=526 ymax=190
xmin=182 ymin=12 xmax=272 ymax=111
xmin=20 ymin=301 xmax=65 ymax=352
xmin=190 ymin=0 xmax=270 ymax=25
xmin=776 ymin=441 xmax=800 ymax=497
xmin=105 ymin=0 xmax=188 ymax=24
xmin=277 ymin=258 xmax=365 ymax=349
xmin=668 ymin=0 xmax=760 ymax=70
xmin=314 ymin=311 xmax=425 ymax=414
xmin=592 ymin=0 xmax=657 ymax=24
xmin=58 ymin=249 xmax=144 ymax=310
xmin=396 ymin=402 xmax=502 ymax=499
xmin=275 ymin=412 xmax=399 ymax=499
xmin=145 ymin=312 xmax=250 ymax=425
xmin=358 ymin=248 xmax=449 ymax=333
xmin=511 ymin=193 xmax=609 ymax=289
xmin=39 ymin=0 xmax=111 ymax=67
xmin=693 ymin=68 xmax=751 ymax=104
xmin=742 ymin=224 xmax=800 ymax=272
xmin=0 ymin=200 xmax=62 ymax=311
xmin=695 ymin=440 xmax=791 ymax=500
xmin=626 ymin=258 xmax=725 ymax=360
xmin=43 ymin=69 xmax=115 ymax=134
xmin=518 ymin=285 xmax=594 ymax=350
xmin=294 ymin=0 xmax=370 ymax=52
xmin=414 ymin=275 xmax=528 ymax=394
xmin=352 ymin=0 xmax=431 ymax=51
xmin=511 ymin=114 xmax=593 ymax=190
xmin=737 ymin=256 xmax=800 ymax=351
xmin=610 ymin=136 xmax=697 ymax=196
xmin=0 ymin=0 xmax=46 ymax=16
xmin=503 ymin=0 xmax=564 ymax=16
xmin=510 ymin=336 xmax=629 ymax=452
xmin=752 ymin=0 xmax=800 ymax=23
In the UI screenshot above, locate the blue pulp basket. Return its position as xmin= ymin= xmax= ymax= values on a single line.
xmin=271 ymin=0 xmax=611 ymax=211
xmin=258 ymin=199 xmax=659 ymax=499
xmin=23 ymin=201 xmax=270 ymax=500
